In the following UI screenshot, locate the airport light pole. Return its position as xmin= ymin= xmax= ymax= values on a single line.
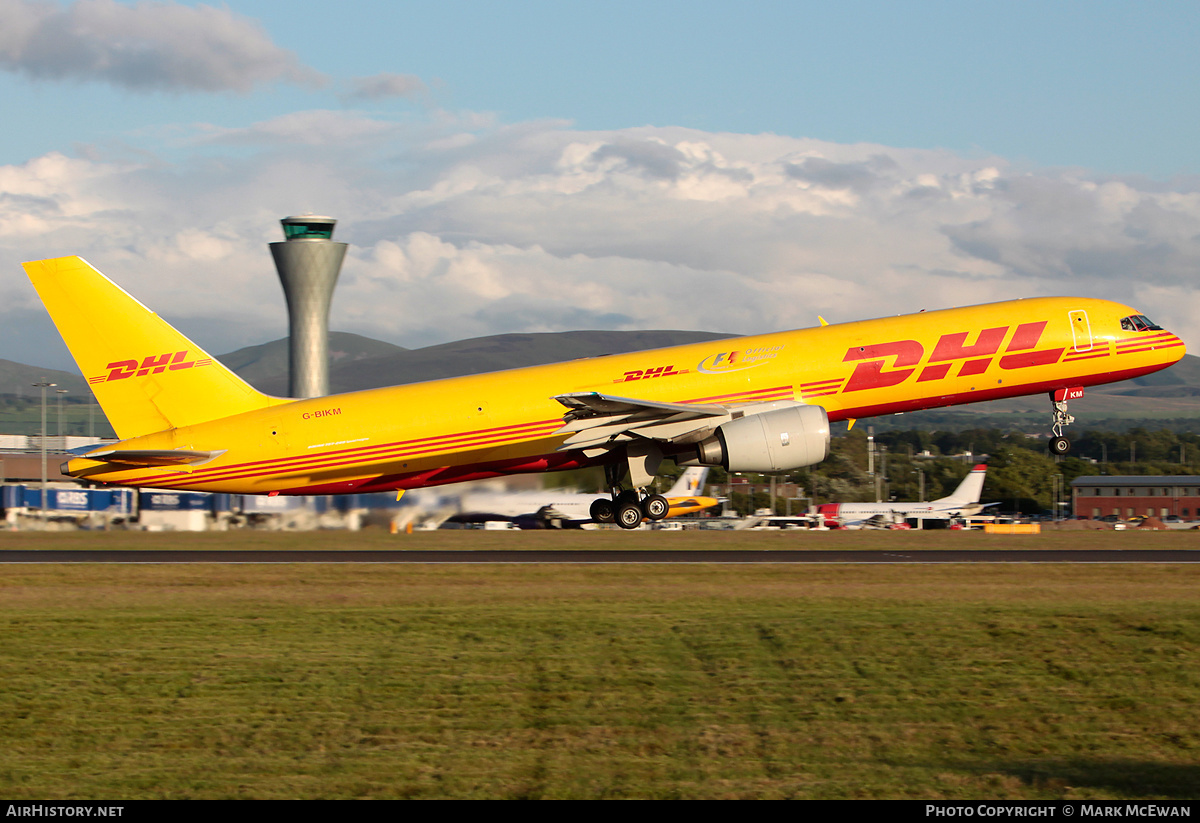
xmin=867 ymin=426 xmax=875 ymax=492
xmin=912 ymin=467 xmax=925 ymax=502
xmin=32 ymin=380 xmax=55 ymax=515
xmin=56 ymin=389 xmax=67 ymax=442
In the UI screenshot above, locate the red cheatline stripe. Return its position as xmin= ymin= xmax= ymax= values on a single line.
xmin=1115 ymin=340 xmax=1185 ymax=355
xmin=168 ymin=429 xmax=566 ymax=488
xmin=1116 ymin=334 xmax=1178 ymax=348
xmin=169 ymin=425 xmax=567 ymax=487
xmin=1063 ymin=352 xmax=1111 ymax=362
xmin=681 ymin=386 xmax=793 ymax=404
xmin=1119 ymin=334 xmax=1182 ymax=344
xmin=137 ymin=418 xmax=564 ymax=485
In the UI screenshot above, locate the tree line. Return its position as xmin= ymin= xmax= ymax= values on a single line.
xmin=690 ymin=426 xmax=1200 ymax=516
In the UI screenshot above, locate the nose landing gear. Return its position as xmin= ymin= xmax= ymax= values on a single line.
xmin=1049 ymin=387 xmax=1084 ymax=455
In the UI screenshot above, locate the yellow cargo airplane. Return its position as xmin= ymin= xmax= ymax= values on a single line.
xmin=25 ymin=256 xmax=1186 ymax=529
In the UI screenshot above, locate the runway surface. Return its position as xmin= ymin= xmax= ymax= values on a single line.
xmin=2 ymin=549 xmax=1199 ymax=563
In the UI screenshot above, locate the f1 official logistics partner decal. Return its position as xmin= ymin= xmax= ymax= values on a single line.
xmin=697 ymin=345 xmax=785 ymax=374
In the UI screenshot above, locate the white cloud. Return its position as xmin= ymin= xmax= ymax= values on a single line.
xmin=0 ymin=0 xmax=323 ymax=92
xmin=4 ymin=113 xmax=1200 ymax=372
xmin=194 ymin=110 xmax=404 ymax=147
xmin=340 ymin=73 xmax=427 ymax=103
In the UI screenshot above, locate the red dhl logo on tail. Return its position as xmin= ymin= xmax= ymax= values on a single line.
xmin=840 ymin=322 xmax=1063 ymax=393
xmin=88 ymin=351 xmax=213 ymax=384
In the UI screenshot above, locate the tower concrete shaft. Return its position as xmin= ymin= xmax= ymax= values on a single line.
xmin=270 ymin=215 xmax=347 ymax=398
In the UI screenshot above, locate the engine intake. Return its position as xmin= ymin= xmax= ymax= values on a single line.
xmin=687 ymin=405 xmax=830 ymax=472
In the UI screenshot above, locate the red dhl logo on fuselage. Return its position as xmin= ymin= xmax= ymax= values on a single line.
xmin=88 ymin=351 xmax=212 ymax=384
xmin=615 ymin=365 xmax=688 ymax=383
xmin=839 ymin=321 xmax=1061 ymax=393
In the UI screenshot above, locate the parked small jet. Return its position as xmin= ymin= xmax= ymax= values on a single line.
xmin=816 ymin=463 xmax=994 ymax=525
xmin=453 ymin=467 xmax=718 ymax=527
xmin=26 ymin=256 xmax=1186 ymax=529
xmin=657 ymin=467 xmax=720 ymax=518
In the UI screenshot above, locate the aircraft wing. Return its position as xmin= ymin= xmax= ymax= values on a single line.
xmin=552 ymin=391 xmax=734 ymax=456
xmin=970 ymin=502 xmax=1003 ymax=513
xmin=555 ymin=392 xmax=730 ymax=419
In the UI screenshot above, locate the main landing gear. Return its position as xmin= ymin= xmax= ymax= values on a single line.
xmin=1049 ymin=387 xmax=1083 ymax=456
xmin=589 ymin=461 xmax=670 ymax=530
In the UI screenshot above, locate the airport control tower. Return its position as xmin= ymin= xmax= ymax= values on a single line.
xmin=270 ymin=215 xmax=348 ymax=398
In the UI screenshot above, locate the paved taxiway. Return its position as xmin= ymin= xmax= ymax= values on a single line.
xmin=2 ymin=549 xmax=1199 ymax=563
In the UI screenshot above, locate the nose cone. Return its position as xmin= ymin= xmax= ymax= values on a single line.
xmin=1156 ymin=329 xmax=1187 ymax=364
xmin=1127 ymin=326 xmax=1187 ymax=379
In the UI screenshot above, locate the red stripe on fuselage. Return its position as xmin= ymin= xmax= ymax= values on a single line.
xmin=123 ymin=418 xmax=563 ymax=488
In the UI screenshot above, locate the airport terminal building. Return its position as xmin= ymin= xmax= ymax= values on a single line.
xmin=1071 ymin=475 xmax=1200 ymax=520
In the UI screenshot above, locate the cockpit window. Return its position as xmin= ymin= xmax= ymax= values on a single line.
xmin=1120 ymin=314 xmax=1162 ymax=332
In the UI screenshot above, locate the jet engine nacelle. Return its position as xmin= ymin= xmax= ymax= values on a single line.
xmin=686 ymin=405 xmax=830 ymax=472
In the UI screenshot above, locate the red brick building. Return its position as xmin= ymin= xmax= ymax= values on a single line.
xmin=1071 ymin=475 xmax=1200 ymax=520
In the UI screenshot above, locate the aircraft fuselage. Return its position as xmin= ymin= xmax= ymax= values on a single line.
xmin=64 ymin=296 xmax=1184 ymax=494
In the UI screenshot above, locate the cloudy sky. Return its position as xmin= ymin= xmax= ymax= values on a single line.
xmin=2 ymin=0 xmax=1199 ymax=372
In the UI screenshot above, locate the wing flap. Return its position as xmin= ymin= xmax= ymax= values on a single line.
xmin=554 ymin=392 xmax=728 ymax=420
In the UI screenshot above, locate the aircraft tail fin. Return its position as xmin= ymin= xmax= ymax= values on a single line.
xmin=939 ymin=463 xmax=988 ymax=505
xmin=24 ymin=256 xmax=280 ymax=440
xmin=665 ymin=466 xmax=710 ymax=497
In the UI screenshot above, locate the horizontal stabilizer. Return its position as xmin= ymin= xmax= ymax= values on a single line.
xmin=74 ymin=449 xmax=226 ymax=467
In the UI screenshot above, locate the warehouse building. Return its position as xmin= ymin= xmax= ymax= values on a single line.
xmin=1071 ymin=475 xmax=1200 ymax=520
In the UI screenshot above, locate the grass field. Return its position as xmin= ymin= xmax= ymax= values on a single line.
xmin=1 ymin=525 xmax=1199 ymax=551
xmin=1 ymin=530 xmax=1198 ymax=799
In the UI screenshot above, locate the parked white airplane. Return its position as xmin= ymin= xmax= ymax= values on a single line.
xmin=815 ymin=464 xmax=992 ymax=525
xmin=452 ymin=467 xmax=716 ymax=527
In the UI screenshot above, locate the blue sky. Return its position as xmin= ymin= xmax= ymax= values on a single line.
xmin=2 ymin=0 xmax=1200 ymax=371
xmin=4 ymin=1 xmax=1197 ymax=176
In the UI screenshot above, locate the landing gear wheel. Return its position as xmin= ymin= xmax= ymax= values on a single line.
xmin=616 ymin=502 xmax=644 ymax=530
xmin=643 ymin=494 xmax=669 ymax=521
xmin=590 ymin=498 xmax=615 ymax=524
xmin=1049 ymin=436 xmax=1070 ymax=456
